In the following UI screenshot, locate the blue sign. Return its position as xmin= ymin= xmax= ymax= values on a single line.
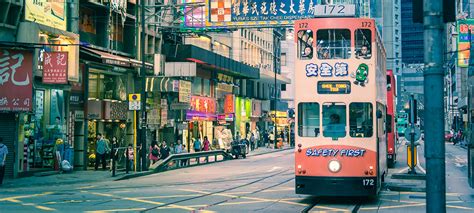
xmin=305 ymin=148 xmax=366 ymax=157
xmin=305 ymin=62 xmax=349 ymax=78
xmin=207 ymin=0 xmax=317 ymax=27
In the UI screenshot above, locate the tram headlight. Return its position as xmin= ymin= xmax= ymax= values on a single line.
xmin=328 ymin=160 xmax=341 ymax=173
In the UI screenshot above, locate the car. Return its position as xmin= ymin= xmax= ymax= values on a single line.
xmin=444 ymin=131 xmax=454 ymax=142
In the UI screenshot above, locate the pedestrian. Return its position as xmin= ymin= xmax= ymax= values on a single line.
xmin=280 ymin=130 xmax=285 ymax=142
xmin=0 ymin=137 xmax=8 ymax=186
xmin=250 ymin=133 xmax=256 ymax=151
xmin=263 ymin=131 xmax=269 ymax=148
xmin=174 ymin=140 xmax=186 ymax=167
xmin=125 ymin=144 xmax=134 ymax=173
xmin=95 ymin=133 xmax=110 ymax=171
xmin=193 ymin=137 xmax=202 ymax=153
xmin=202 ymin=136 xmax=210 ymax=151
xmin=160 ymin=141 xmax=171 ymax=160
xmin=110 ymin=136 xmax=119 ymax=173
xmin=149 ymin=140 xmax=160 ymax=164
xmin=268 ymin=132 xmax=275 ymax=148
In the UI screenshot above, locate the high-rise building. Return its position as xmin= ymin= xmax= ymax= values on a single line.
xmin=401 ymin=0 xmax=424 ymax=64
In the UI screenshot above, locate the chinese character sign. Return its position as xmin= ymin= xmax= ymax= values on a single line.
xmin=457 ymin=19 xmax=474 ymax=68
xmin=207 ymin=0 xmax=316 ymax=27
xmin=190 ymin=96 xmax=217 ymax=114
xmin=43 ymin=52 xmax=68 ymax=84
xmin=0 ymin=49 xmax=33 ymax=112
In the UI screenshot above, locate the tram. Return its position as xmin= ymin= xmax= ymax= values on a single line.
xmin=294 ymin=17 xmax=388 ymax=196
xmin=386 ymin=70 xmax=397 ymax=168
xmin=396 ymin=111 xmax=408 ymax=137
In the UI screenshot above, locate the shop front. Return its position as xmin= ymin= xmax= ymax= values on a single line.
xmin=235 ymin=97 xmax=252 ymax=139
xmin=186 ymin=96 xmax=217 ymax=151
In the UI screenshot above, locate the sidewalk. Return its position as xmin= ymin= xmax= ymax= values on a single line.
xmin=1 ymin=169 xmax=148 ymax=189
xmin=2 ymin=144 xmax=293 ymax=188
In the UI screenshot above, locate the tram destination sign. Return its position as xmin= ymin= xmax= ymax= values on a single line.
xmin=317 ymin=81 xmax=351 ymax=94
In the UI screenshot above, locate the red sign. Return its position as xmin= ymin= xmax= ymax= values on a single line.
xmin=43 ymin=52 xmax=68 ymax=84
xmin=190 ymin=96 xmax=216 ymax=114
xmin=0 ymin=49 xmax=33 ymax=111
xmin=224 ymin=94 xmax=234 ymax=114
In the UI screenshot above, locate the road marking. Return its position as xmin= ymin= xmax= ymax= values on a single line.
xmin=395 ymin=167 xmax=409 ymax=174
xmin=77 ymin=185 xmax=97 ymax=189
xmin=180 ymin=189 xmax=312 ymax=208
xmin=267 ymin=166 xmax=282 ymax=172
xmin=85 ymin=208 xmax=147 ymax=212
xmin=379 ymin=198 xmax=423 ymax=204
xmin=83 ymin=191 xmax=195 ymax=211
xmin=0 ymin=191 xmax=53 ymax=201
xmin=447 ymin=205 xmax=474 ymax=210
xmin=136 ymin=194 xmax=197 ymax=199
xmin=416 ymin=150 xmax=426 ymax=174
xmin=5 ymin=198 xmax=55 ymax=211
xmin=361 ymin=202 xmax=426 ymax=210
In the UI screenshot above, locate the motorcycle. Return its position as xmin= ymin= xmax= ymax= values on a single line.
xmin=231 ymin=139 xmax=247 ymax=159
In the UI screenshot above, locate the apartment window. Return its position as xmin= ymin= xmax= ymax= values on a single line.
xmin=281 ymin=84 xmax=286 ymax=91
xmin=281 ymin=53 xmax=287 ymax=66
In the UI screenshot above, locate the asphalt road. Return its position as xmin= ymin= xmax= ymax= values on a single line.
xmin=1 ymin=143 xmax=474 ymax=212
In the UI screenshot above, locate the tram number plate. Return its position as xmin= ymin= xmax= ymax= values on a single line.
xmin=362 ymin=179 xmax=375 ymax=186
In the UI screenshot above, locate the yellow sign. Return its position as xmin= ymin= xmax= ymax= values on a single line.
xmin=25 ymin=0 xmax=67 ymax=31
xmin=179 ymin=80 xmax=191 ymax=103
xmin=270 ymin=111 xmax=288 ymax=118
xmin=129 ymin=94 xmax=141 ymax=101
xmin=317 ymin=81 xmax=351 ymax=94
xmin=407 ymin=146 xmax=417 ymax=168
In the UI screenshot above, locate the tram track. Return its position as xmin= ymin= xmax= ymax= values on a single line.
xmin=140 ymin=169 xmax=293 ymax=212
xmin=304 ymin=198 xmax=363 ymax=213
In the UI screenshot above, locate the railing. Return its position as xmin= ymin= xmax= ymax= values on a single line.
xmin=153 ymin=150 xmax=234 ymax=173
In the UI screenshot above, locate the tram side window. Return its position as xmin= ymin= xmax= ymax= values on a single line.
xmin=298 ymin=103 xmax=320 ymax=137
xmin=355 ymin=29 xmax=372 ymax=59
xmin=322 ymin=103 xmax=346 ymax=138
xmin=349 ymin=103 xmax=373 ymax=138
xmin=297 ymin=30 xmax=314 ymax=60
xmin=316 ymin=29 xmax=351 ymax=59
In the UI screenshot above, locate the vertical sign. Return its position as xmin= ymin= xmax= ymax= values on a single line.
xmin=128 ymin=94 xmax=141 ymax=110
xmin=43 ymin=52 xmax=68 ymax=84
xmin=179 ymin=80 xmax=192 ymax=103
xmin=224 ymin=94 xmax=234 ymax=114
xmin=0 ymin=49 xmax=33 ymax=111
xmin=457 ymin=19 xmax=474 ymax=67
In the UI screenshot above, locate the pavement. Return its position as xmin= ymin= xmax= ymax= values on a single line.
xmin=1 ymin=144 xmax=293 ymax=189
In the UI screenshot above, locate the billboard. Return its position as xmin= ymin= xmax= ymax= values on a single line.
xmin=184 ymin=0 xmax=317 ymax=28
xmin=0 ymin=50 xmax=33 ymax=112
xmin=25 ymin=0 xmax=67 ymax=31
xmin=457 ymin=19 xmax=474 ymax=68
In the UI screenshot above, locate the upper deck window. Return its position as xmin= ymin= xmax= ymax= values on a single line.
xmin=316 ymin=29 xmax=351 ymax=60
xmin=297 ymin=30 xmax=314 ymax=60
xmin=355 ymin=29 xmax=372 ymax=59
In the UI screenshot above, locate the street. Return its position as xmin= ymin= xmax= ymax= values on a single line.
xmin=1 ymin=142 xmax=474 ymax=212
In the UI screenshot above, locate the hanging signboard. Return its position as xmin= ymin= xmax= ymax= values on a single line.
xmin=0 ymin=49 xmax=33 ymax=112
xmin=457 ymin=19 xmax=474 ymax=68
xmin=128 ymin=94 xmax=141 ymax=110
xmin=179 ymin=80 xmax=192 ymax=103
xmin=25 ymin=0 xmax=67 ymax=31
xmin=43 ymin=52 xmax=68 ymax=84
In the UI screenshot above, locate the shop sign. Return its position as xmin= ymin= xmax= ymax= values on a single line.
xmin=105 ymin=102 xmax=128 ymax=120
xmin=190 ymin=96 xmax=217 ymax=114
xmin=457 ymin=19 xmax=474 ymax=67
xmin=186 ymin=110 xmax=217 ymax=121
xmin=170 ymin=102 xmax=190 ymax=110
xmin=217 ymin=83 xmax=233 ymax=93
xmin=70 ymin=92 xmax=84 ymax=106
xmin=224 ymin=94 xmax=234 ymax=114
xmin=25 ymin=0 xmax=67 ymax=31
xmin=42 ymin=52 xmax=68 ymax=84
xmin=179 ymin=80 xmax=192 ymax=103
xmin=68 ymin=111 xmax=75 ymax=147
xmin=270 ymin=111 xmax=288 ymax=118
xmin=218 ymin=113 xmax=234 ymax=121
xmin=251 ymin=100 xmax=262 ymax=117
xmin=74 ymin=110 xmax=84 ymax=120
xmin=147 ymin=108 xmax=160 ymax=125
xmin=161 ymin=98 xmax=168 ymax=126
xmin=178 ymin=123 xmax=188 ymax=130
xmin=217 ymin=73 xmax=233 ymax=84
xmin=0 ymin=49 xmax=33 ymax=112
xmin=87 ymin=100 xmax=102 ymax=119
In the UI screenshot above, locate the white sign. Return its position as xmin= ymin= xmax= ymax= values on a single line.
xmin=128 ymin=93 xmax=141 ymax=111
xmin=314 ymin=5 xmax=356 ymax=17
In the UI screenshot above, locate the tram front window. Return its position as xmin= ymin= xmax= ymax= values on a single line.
xmin=317 ymin=29 xmax=351 ymax=59
xmin=349 ymin=103 xmax=373 ymax=138
xmin=322 ymin=103 xmax=346 ymax=138
xmin=298 ymin=103 xmax=320 ymax=137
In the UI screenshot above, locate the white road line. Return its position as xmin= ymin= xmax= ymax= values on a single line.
xmin=416 ymin=148 xmax=426 ymax=174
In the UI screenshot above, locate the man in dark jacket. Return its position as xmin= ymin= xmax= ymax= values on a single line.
xmin=160 ymin=141 xmax=171 ymax=160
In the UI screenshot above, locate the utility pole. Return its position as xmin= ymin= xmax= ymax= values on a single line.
xmin=140 ymin=0 xmax=148 ymax=171
xmin=409 ymin=95 xmax=417 ymax=174
xmin=423 ymin=0 xmax=446 ymax=211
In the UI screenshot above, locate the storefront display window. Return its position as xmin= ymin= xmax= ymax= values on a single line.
xmin=192 ymin=77 xmax=202 ymax=95
xmin=88 ymin=72 xmax=128 ymax=101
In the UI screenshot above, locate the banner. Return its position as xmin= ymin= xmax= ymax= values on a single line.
xmin=0 ymin=49 xmax=33 ymax=111
xmin=43 ymin=52 xmax=68 ymax=84
xmin=457 ymin=19 xmax=474 ymax=67
xmin=25 ymin=0 xmax=67 ymax=31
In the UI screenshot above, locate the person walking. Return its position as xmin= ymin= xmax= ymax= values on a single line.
xmin=268 ymin=132 xmax=275 ymax=148
xmin=160 ymin=141 xmax=171 ymax=160
xmin=174 ymin=140 xmax=186 ymax=167
xmin=263 ymin=131 xmax=269 ymax=148
xmin=125 ymin=144 xmax=134 ymax=173
xmin=95 ymin=133 xmax=110 ymax=171
xmin=0 ymin=137 xmax=8 ymax=186
xmin=202 ymin=136 xmax=211 ymax=151
xmin=149 ymin=140 xmax=160 ymax=164
xmin=250 ymin=133 xmax=256 ymax=151
xmin=193 ymin=137 xmax=202 ymax=153
xmin=110 ymin=136 xmax=119 ymax=174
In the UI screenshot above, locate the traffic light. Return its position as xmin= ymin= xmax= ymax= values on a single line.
xmin=413 ymin=0 xmax=455 ymax=23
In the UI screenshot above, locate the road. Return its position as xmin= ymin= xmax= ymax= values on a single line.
xmin=1 ymin=144 xmax=474 ymax=212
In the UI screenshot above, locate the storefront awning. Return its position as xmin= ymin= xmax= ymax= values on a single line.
xmin=146 ymin=77 xmax=178 ymax=92
xmin=81 ymin=47 xmax=153 ymax=69
xmin=162 ymin=44 xmax=259 ymax=79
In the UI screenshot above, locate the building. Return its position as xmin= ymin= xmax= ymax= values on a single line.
xmin=383 ymin=0 xmax=402 ymax=75
xmin=401 ymin=0 xmax=424 ymax=64
xmin=281 ymin=29 xmax=296 ymax=110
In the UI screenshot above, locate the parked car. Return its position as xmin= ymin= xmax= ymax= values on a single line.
xmin=444 ymin=130 xmax=454 ymax=142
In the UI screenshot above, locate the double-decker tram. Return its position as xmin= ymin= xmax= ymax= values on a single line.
xmin=386 ymin=70 xmax=397 ymax=168
xmin=294 ymin=17 xmax=387 ymax=196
